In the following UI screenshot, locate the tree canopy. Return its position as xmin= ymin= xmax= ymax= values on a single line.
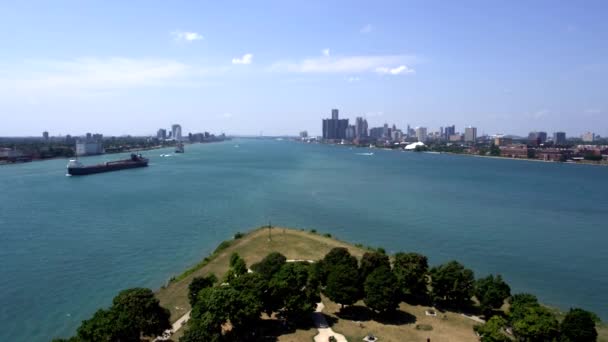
xmin=359 ymin=251 xmax=390 ymax=284
xmin=474 ymin=274 xmax=511 ymax=316
xmin=188 ymin=274 xmax=218 ymax=306
xmin=250 ymin=252 xmax=287 ymax=279
xmin=363 ymin=266 xmax=400 ymax=313
xmin=393 ymin=252 xmax=429 ymax=301
xmin=511 ymin=305 xmax=559 ymax=341
xmin=324 ymin=263 xmax=361 ymax=307
xmin=474 ymin=316 xmax=510 ymax=342
xmin=560 ymin=308 xmax=598 ymax=342
xmin=430 ymin=260 xmax=475 ymax=308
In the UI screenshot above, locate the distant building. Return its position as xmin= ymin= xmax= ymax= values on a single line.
xmin=582 ymin=132 xmax=595 ymax=142
xmin=464 ymin=126 xmax=477 ymax=143
xmin=391 ymin=129 xmax=403 ymax=141
xmin=369 ymin=127 xmax=383 ymax=139
xmin=172 ymin=124 xmax=182 ymax=141
xmin=500 ymin=144 xmax=528 ymax=158
xmin=42 ymin=131 xmax=49 ymax=140
xmin=553 ymin=132 xmax=567 ymax=145
xmin=443 ymin=125 xmax=455 ymax=141
xmin=76 ymin=140 xmax=103 ymax=156
xmin=355 ymin=117 xmax=368 ymax=138
xmin=494 ymin=136 xmax=513 ymax=146
xmin=157 ymin=129 xmax=167 ymax=140
xmin=449 ymin=134 xmax=463 ymax=142
xmin=299 ymin=131 xmax=308 ymax=138
xmin=528 ymin=131 xmax=548 ymax=146
xmin=415 ymin=127 xmax=427 ymax=142
xmin=345 ymin=125 xmax=356 ymax=140
xmin=322 ymin=109 xmax=348 ymax=140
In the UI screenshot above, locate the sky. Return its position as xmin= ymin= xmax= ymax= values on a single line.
xmin=0 ymin=0 xmax=607 ymax=137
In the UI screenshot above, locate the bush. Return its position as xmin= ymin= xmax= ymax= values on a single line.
xmin=214 ymin=240 xmax=232 ymax=254
xmin=324 ymin=233 xmax=332 ymax=238
xmin=310 ymin=229 xmax=317 ymax=234
xmin=234 ymin=232 xmax=244 ymax=239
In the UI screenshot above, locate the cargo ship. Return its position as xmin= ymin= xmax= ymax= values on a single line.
xmin=67 ymin=154 xmax=148 ymax=176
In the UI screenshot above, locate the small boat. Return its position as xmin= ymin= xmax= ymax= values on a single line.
xmin=175 ymin=143 xmax=185 ymax=153
xmin=67 ymin=154 xmax=148 ymax=176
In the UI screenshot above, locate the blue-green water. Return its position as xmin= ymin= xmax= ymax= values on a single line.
xmin=1 ymin=139 xmax=607 ymax=340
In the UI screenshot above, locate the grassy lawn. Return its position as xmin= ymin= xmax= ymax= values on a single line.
xmin=156 ymin=226 xmax=607 ymax=342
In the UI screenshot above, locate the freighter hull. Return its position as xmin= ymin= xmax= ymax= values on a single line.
xmin=67 ymin=154 xmax=148 ymax=176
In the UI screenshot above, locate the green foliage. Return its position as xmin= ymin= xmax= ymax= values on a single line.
xmin=214 ymin=240 xmax=232 ymax=254
xmin=323 ymin=233 xmax=332 ymax=238
xmin=430 ymin=260 xmax=475 ymax=308
xmin=310 ymin=229 xmax=317 ymax=234
xmin=363 ymin=266 xmax=400 ymax=313
xmin=560 ymin=308 xmax=598 ymax=342
xmin=74 ymin=288 xmax=171 ymax=341
xmin=224 ymin=253 xmax=248 ymax=282
xmin=490 ymin=144 xmax=501 ymax=156
xmin=233 ymin=232 xmax=244 ymax=239
xmin=188 ymin=274 xmax=218 ymax=306
xmin=251 ymin=252 xmax=287 ymax=280
xmin=509 ymin=293 xmax=539 ymax=323
xmin=173 ymin=239 xmax=233 ymax=282
xmin=324 ymin=263 xmax=361 ymax=307
xmin=318 ymin=247 xmax=359 ymax=285
xmin=512 ymin=305 xmax=559 ymax=341
xmin=393 ymin=252 xmax=429 ymax=301
xmin=269 ymin=262 xmax=320 ymax=320
xmin=359 ymin=251 xmax=390 ymax=285
xmin=474 ymin=316 xmax=510 ymax=342
xmin=474 ymin=274 xmax=511 ymax=316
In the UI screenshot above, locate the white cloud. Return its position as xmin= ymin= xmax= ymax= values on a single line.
xmin=2 ymin=58 xmax=190 ymax=93
xmin=232 ymin=53 xmax=253 ymax=65
xmin=360 ymin=24 xmax=373 ymax=34
xmin=269 ymin=55 xmax=416 ymax=74
xmin=375 ymin=65 xmax=415 ymax=75
xmin=322 ymin=48 xmax=330 ymax=57
xmin=172 ymin=30 xmax=203 ymax=42
xmin=347 ymin=76 xmax=360 ymax=82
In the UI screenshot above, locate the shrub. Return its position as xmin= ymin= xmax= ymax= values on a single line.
xmin=234 ymin=232 xmax=244 ymax=239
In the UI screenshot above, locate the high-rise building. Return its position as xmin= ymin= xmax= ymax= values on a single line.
xmin=172 ymin=124 xmax=182 ymax=141
xmin=528 ymin=131 xmax=548 ymax=146
xmin=415 ymin=127 xmax=428 ymax=142
xmin=299 ymin=131 xmax=308 ymax=138
xmin=464 ymin=126 xmax=477 ymax=143
xmin=369 ymin=127 xmax=384 ymax=139
xmin=355 ymin=117 xmax=368 ymax=138
xmin=553 ymin=132 xmax=567 ymax=145
xmin=42 ymin=131 xmax=49 ymax=140
xmin=157 ymin=129 xmax=167 ymax=140
xmin=345 ymin=125 xmax=356 ymax=140
xmin=322 ymin=109 xmax=348 ymax=140
xmin=444 ymin=125 xmax=456 ymax=141
xmin=581 ymin=132 xmax=595 ymax=142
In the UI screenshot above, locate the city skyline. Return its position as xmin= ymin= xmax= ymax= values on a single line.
xmin=1 ymin=1 xmax=607 ymax=136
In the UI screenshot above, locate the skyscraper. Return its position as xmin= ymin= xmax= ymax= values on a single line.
xmin=157 ymin=129 xmax=167 ymax=140
xmin=553 ymin=132 xmax=566 ymax=145
xmin=355 ymin=117 xmax=368 ymax=138
xmin=42 ymin=131 xmax=49 ymax=140
xmin=464 ymin=126 xmax=477 ymax=143
xmin=172 ymin=124 xmax=182 ymax=141
xmin=322 ymin=109 xmax=348 ymax=140
xmin=582 ymin=132 xmax=595 ymax=142
xmin=415 ymin=127 xmax=428 ymax=142
xmin=444 ymin=125 xmax=456 ymax=141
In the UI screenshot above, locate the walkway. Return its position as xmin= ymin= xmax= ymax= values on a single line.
xmin=312 ymin=302 xmax=347 ymax=342
xmin=153 ymin=310 xmax=191 ymax=341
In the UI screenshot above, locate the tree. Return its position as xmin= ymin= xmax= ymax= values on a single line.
xmin=490 ymin=144 xmax=501 ymax=156
xmin=318 ymin=247 xmax=358 ymax=284
xmin=560 ymin=308 xmax=598 ymax=342
xmin=269 ymin=262 xmax=320 ymax=320
xmin=110 ymin=288 xmax=171 ymax=340
xmin=430 ymin=261 xmax=474 ymax=308
xmin=359 ymin=251 xmax=390 ymax=284
xmin=474 ymin=274 xmax=511 ymax=317
xmin=188 ymin=274 xmax=218 ymax=306
xmin=512 ymin=305 xmax=559 ymax=341
xmin=251 ymin=252 xmax=286 ymax=279
xmin=393 ymin=252 xmax=429 ymax=301
xmin=509 ymin=293 xmax=539 ymax=323
xmin=474 ymin=316 xmax=510 ymax=342
xmin=324 ymin=263 xmax=361 ymax=308
xmin=363 ymin=266 xmax=400 ymax=313
xmin=76 ymin=288 xmax=171 ymax=341
xmin=225 ymin=253 xmax=248 ymax=282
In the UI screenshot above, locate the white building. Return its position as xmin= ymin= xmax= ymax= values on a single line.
xmin=415 ymin=127 xmax=427 ymax=142
xmin=581 ymin=132 xmax=595 ymax=143
xmin=172 ymin=124 xmax=182 ymax=141
xmin=76 ymin=141 xmax=104 ymax=156
xmin=465 ymin=126 xmax=477 ymax=143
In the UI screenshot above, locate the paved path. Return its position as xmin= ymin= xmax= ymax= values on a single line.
xmin=154 ymin=310 xmax=191 ymax=341
xmin=313 ymin=302 xmax=347 ymax=342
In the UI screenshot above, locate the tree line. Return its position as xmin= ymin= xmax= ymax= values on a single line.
xmin=53 ymin=246 xmax=600 ymax=342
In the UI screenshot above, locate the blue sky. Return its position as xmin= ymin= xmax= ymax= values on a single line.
xmin=1 ymin=0 xmax=607 ymax=137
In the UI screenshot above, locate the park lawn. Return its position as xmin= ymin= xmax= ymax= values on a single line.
xmin=156 ymin=227 xmax=367 ymax=323
xmin=322 ymin=296 xmax=478 ymax=342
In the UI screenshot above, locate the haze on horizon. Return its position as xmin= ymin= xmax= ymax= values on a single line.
xmin=1 ymin=0 xmax=607 ymax=137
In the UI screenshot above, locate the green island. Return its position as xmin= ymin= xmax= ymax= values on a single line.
xmin=54 ymin=227 xmax=607 ymax=342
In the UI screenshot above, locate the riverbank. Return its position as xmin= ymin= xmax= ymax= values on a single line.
xmin=154 ymin=227 xmax=608 ymax=341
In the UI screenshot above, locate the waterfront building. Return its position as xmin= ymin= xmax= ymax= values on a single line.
xmin=391 ymin=129 xmax=403 ymax=141
xmin=345 ymin=125 xmax=356 ymax=140
xmin=369 ymin=127 xmax=384 ymax=139
xmin=553 ymin=132 xmax=567 ymax=145
xmin=464 ymin=126 xmax=477 ymax=143
xmin=355 ymin=117 xmax=368 ymax=138
xmin=42 ymin=131 xmax=49 ymax=140
xmin=528 ymin=131 xmax=548 ymax=146
xmin=449 ymin=134 xmax=463 ymax=142
xmin=415 ymin=127 xmax=428 ymax=142
xmin=299 ymin=131 xmax=308 ymax=138
xmin=494 ymin=136 xmax=513 ymax=146
xmin=444 ymin=125 xmax=455 ymax=141
xmin=172 ymin=124 xmax=182 ymax=141
xmin=500 ymin=144 xmax=528 ymax=158
xmin=322 ymin=109 xmax=349 ymax=140
xmin=157 ymin=129 xmax=167 ymax=140
xmin=582 ymin=132 xmax=595 ymax=142
xmin=76 ymin=140 xmax=104 ymax=156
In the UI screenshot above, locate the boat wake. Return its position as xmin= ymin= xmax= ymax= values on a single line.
xmin=356 ymin=152 xmax=374 ymax=156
